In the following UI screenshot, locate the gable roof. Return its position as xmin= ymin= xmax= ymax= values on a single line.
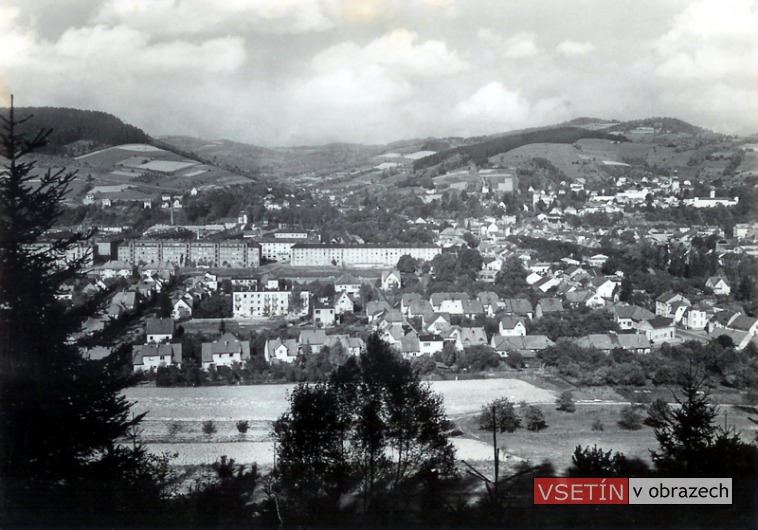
xmin=335 ymin=273 xmax=361 ymax=286
xmin=133 ymin=343 xmax=182 ymax=366
xmin=456 ymin=327 xmax=488 ymax=346
xmin=502 ymin=298 xmax=532 ymax=315
xmin=201 ymin=333 xmax=250 ymax=363
xmin=537 ymin=298 xmax=564 ymax=313
xmin=145 ymin=317 xmax=174 ymax=336
xmin=299 ymin=329 xmax=328 ymax=346
xmin=613 ymin=304 xmax=655 ymax=321
xmin=499 ymin=315 xmax=525 ymax=329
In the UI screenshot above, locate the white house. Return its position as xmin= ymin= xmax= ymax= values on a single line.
xmin=499 ymin=316 xmax=527 ymax=336
xmin=133 ymin=343 xmax=182 ymax=372
xmin=145 ymin=318 xmax=174 ymax=343
xmin=333 ymin=291 xmax=356 ymax=315
xmin=381 ymin=269 xmax=402 ymax=291
xmin=681 ymin=307 xmax=708 ymax=331
xmin=201 ymin=333 xmax=250 ymax=369
xmin=418 ymin=334 xmax=445 ymax=356
xmin=264 ymin=338 xmax=299 ymax=363
xmin=313 ymin=299 xmax=336 ymax=328
xmin=705 ymin=276 xmax=731 ymax=296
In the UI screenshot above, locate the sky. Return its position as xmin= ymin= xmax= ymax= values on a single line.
xmin=1 ymin=0 xmax=757 ymax=146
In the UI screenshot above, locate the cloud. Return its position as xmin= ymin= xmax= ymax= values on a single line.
xmin=556 ymin=40 xmax=595 ymax=57
xmin=654 ymin=0 xmax=758 ymax=82
xmin=455 ymin=81 xmax=530 ymax=122
xmin=94 ymin=0 xmax=335 ymax=35
xmin=312 ymin=29 xmax=467 ymax=77
xmin=478 ymin=29 xmax=538 ymax=59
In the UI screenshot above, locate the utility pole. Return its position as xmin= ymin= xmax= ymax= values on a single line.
xmin=492 ymin=404 xmax=499 ymax=501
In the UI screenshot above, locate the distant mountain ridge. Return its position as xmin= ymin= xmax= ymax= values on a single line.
xmin=1 ymin=106 xmax=151 ymax=155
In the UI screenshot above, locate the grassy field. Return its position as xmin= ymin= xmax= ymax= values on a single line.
xmin=453 ymin=400 xmax=758 ymax=475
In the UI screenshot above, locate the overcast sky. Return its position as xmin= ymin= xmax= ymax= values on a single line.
xmin=1 ymin=0 xmax=757 ymax=146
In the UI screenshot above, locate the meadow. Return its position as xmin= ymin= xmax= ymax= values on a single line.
xmin=123 ymin=380 xmax=757 ymax=473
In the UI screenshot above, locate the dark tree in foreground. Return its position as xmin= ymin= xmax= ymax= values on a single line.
xmin=0 ymin=99 xmax=166 ymax=525
xmin=273 ymin=334 xmax=456 ymax=525
xmin=568 ymin=445 xmax=649 ymax=478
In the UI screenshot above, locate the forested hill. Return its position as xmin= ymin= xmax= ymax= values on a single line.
xmin=412 ymin=126 xmax=627 ymax=171
xmin=1 ymin=106 xmax=151 ymax=154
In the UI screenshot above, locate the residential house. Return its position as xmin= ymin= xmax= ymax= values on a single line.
xmin=449 ymin=327 xmax=488 ymax=350
xmin=490 ymin=335 xmax=555 ymax=361
xmin=499 ymin=316 xmax=527 ymax=337
xmin=133 ymin=343 xmax=182 ymax=372
xmin=264 ymin=338 xmax=299 ymax=363
xmin=335 ymin=273 xmax=362 ymax=295
xmin=365 ymin=300 xmax=393 ymax=321
xmin=586 ymin=254 xmax=610 ymax=268
xmin=477 ymin=292 xmax=501 ymax=317
xmin=612 ymin=304 xmax=655 ymax=331
xmin=323 ymin=335 xmax=365 ymax=357
xmin=401 ymin=293 xmax=424 ymax=316
xmin=418 ymin=334 xmax=445 ymax=356
xmin=535 ymin=298 xmax=564 ymax=319
xmin=145 ymin=318 xmax=174 ymax=343
xmin=681 ymin=306 xmax=708 ymax=331
xmin=532 ymin=276 xmax=560 ymax=293
xmin=726 ymin=315 xmax=758 ymax=336
xmin=573 ymin=333 xmax=651 ymax=354
xmin=299 ymin=329 xmax=328 ymax=352
xmin=638 ymin=316 xmax=676 ymax=344
xmin=424 ymin=312 xmax=452 ymax=334
xmin=431 ymin=292 xmax=470 ymax=314
xmin=381 ymin=269 xmax=402 ymax=291
xmin=314 ymin=299 xmax=337 ymax=328
xmin=705 ymin=276 xmax=731 ymax=296
xmin=399 ymin=331 xmax=421 ymax=358
xmin=502 ymin=298 xmax=533 ymax=319
xmin=461 ymin=299 xmax=485 ymax=318
xmin=89 ymin=260 xmax=134 ymax=279
xmin=171 ymin=294 xmax=193 ymax=320
xmin=201 ymin=333 xmax=251 ymax=369
xmin=590 ymin=277 xmax=618 ymax=300
xmin=565 ymin=290 xmax=604 ymax=309
xmin=710 ymin=330 xmax=758 ymax=351
xmin=333 ymin=291 xmax=356 ymax=315
xmin=655 ymin=291 xmax=691 ymax=317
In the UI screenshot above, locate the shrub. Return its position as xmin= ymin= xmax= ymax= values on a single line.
xmin=618 ymin=406 xmax=643 ymax=430
xmin=202 ymin=420 xmax=217 ymax=436
xmin=556 ymin=391 xmax=576 ymax=412
xmin=167 ymin=421 xmax=183 ymax=437
xmin=236 ymin=420 xmax=250 ymax=434
xmin=591 ymin=418 xmax=604 ymax=431
xmin=524 ymin=406 xmax=548 ymax=432
xmin=478 ymin=397 xmax=522 ymax=432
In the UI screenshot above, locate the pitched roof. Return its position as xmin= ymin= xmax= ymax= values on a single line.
xmin=299 ymin=329 xmax=328 ymax=346
xmin=537 ymin=298 xmax=564 ymax=313
xmin=613 ymin=304 xmax=655 ymax=321
xmin=266 ymin=338 xmax=298 ymax=359
xmin=641 ymin=316 xmax=675 ymax=329
xmin=502 ymin=298 xmax=532 ymax=315
xmin=145 ymin=317 xmax=174 ymax=336
xmin=456 ymin=327 xmax=488 ymax=346
xmin=335 ymin=273 xmax=361 ymax=285
xmin=133 ymin=343 xmax=182 ymax=365
xmin=656 ymin=291 xmax=680 ymax=303
xmin=728 ymin=315 xmax=758 ymax=332
xmin=499 ymin=315 xmax=525 ymax=329
xmin=201 ymin=333 xmax=250 ymax=363
xmin=477 ymin=291 xmax=500 ymax=307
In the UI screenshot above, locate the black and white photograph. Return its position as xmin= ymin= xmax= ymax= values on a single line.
xmin=1 ymin=0 xmax=757 ymax=528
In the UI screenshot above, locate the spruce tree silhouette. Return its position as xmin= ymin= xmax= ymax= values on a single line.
xmin=0 ymin=97 xmax=166 ymax=525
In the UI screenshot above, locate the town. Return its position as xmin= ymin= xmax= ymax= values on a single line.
xmin=30 ymin=118 xmax=756 ymax=387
